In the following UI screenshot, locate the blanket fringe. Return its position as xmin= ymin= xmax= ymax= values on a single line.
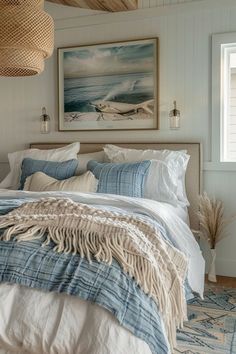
xmin=0 ymin=197 xmax=188 ymax=350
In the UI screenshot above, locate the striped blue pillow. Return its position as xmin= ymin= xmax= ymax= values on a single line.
xmin=87 ymin=160 xmax=151 ymax=198
xmin=20 ymin=158 xmax=78 ymax=190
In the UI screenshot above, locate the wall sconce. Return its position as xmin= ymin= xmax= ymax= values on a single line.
xmin=169 ymin=101 xmax=180 ymax=129
xmin=40 ymin=107 xmax=51 ymax=134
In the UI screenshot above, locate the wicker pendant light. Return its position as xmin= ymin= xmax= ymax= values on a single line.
xmin=0 ymin=0 xmax=54 ymax=77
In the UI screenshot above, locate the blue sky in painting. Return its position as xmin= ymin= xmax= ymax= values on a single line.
xmin=63 ymin=42 xmax=155 ymax=78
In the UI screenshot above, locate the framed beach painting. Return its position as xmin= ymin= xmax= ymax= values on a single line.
xmin=58 ymin=38 xmax=159 ymax=131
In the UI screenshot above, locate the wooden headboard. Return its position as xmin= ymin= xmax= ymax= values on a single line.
xmin=30 ymin=142 xmax=202 ymax=230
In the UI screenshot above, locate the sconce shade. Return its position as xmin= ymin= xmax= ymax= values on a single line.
xmin=0 ymin=0 xmax=54 ymax=77
xmin=40 ymin=107 xmax=50 ymax=134
xmin=169 ymin=100 xmax=180 ymax=129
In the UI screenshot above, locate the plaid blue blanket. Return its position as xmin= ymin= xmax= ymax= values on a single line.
xmin=0 ymin=197 xmax=190 ymax=354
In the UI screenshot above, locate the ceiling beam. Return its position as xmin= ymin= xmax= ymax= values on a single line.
xmin=46 ymin=0 xmax=138 ymax=11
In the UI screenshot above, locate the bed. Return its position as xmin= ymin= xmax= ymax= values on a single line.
xmin=0 ymin=142 xmax=204 ymax=354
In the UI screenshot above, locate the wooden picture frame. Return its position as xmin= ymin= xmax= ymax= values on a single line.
xmin=58 ymin=38 xmax=159 ymax=131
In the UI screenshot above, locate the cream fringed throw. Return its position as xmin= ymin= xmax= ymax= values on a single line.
xmin=0 ymin=197 xmax=188 ymax=349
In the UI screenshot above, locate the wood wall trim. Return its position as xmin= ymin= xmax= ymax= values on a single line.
xmin=47 ymin=0 xmax=138 ymax=12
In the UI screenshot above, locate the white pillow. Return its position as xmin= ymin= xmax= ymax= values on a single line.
xmin=0 ymin=142 xmax=80 ymax=190
xmin=144 ymin=160 xmax=179 ymax=205
xmin=0 ymin=172 xmax=12 ymax=189
xmin=24 ymin=171 xmax=98 ymax=193
xmin=104 ymin=144 xmax=190 ymax=206
xmin=76 ymin=151 xmax=105 ymax=175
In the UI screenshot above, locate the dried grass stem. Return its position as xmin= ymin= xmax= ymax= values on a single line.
xmin=198 ymin=192 xmax=235 ymax=249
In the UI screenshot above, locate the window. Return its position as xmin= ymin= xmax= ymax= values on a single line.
xmin=212 ymin=33 xmax=236 ymax=166
xmin=221 ymin=46 xmax=236 ymax=161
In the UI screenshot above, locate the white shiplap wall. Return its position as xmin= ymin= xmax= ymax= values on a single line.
xmin=45 ymin=0 xmax=205 ymax=19
xmin=1 ymin=0 xmax=236 ymax=275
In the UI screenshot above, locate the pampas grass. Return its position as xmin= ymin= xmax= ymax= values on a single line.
xmin=198 ymin=192 xmax=235 ymax=249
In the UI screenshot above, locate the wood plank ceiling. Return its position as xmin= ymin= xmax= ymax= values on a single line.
xmin=46 ymin=0 xmax=138 ymax=11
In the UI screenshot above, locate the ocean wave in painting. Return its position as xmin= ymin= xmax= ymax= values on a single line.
xmin=64 ymin=72 xmax=154 ymax=121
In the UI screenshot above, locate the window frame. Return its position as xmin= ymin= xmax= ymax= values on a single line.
xmin=211 ymin=32 xmax=236 ymax=170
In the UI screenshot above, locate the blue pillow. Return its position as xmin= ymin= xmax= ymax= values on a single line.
xmin=20 ymin=158 xmax=78 ymax=190
xmin=87 ymin=160 xmax=151 ymax=198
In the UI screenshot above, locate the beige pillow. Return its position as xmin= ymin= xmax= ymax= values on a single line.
xmin=24 ymin=171 xmax=98 ymax=193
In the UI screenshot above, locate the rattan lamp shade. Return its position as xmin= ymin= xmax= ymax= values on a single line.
xmin=0 ymin=0 xmax=54 ymax=77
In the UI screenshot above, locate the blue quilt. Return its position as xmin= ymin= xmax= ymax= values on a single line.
xmin=0 ymin=197 xmax=191 ymax=354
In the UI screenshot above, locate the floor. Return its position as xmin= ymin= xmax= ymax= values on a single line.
xmin=205 ymin=275 xmax=236 ymax=288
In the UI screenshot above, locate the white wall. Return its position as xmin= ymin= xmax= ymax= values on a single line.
xmin=1 ymin=0 xmax=236 ymax=275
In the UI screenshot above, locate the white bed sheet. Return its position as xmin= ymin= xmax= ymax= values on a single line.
xmin=0 ymin=284 xmax=152 ymax=354
xmin=0 ymin=189 xmax=205 ymax=354
xmin=162 ymin=204 xmax=190 ymax=226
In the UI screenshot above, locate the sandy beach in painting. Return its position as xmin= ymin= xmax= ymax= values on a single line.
xmin=64 ymin=111 xmax=153 ymax=122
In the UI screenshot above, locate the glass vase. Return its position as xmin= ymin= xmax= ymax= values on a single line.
xmin=208 ymin=248 xmax=217 ymax=282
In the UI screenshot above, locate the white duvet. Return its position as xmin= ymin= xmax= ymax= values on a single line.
xmin=0 ymin=190 xmax=205 ymax=354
